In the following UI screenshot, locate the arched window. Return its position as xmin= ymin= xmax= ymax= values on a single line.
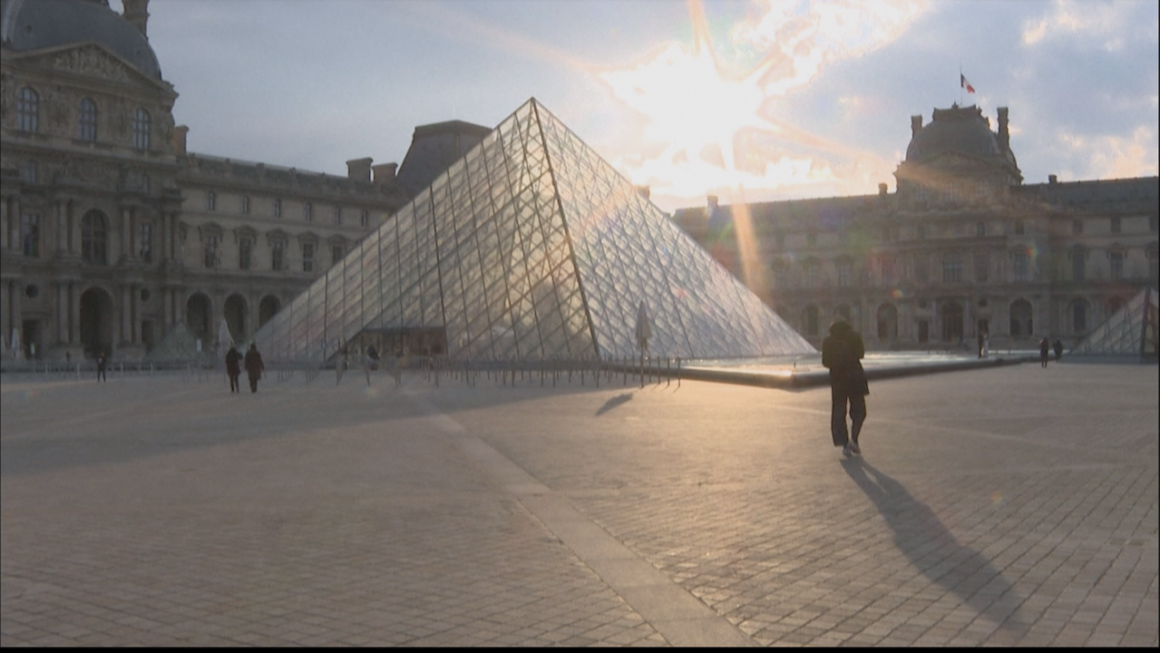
xmin=132 ymin=108 xmax=150 ymax=150
xmin=877 ymin=303 xmax=898 ymax=340
xmin=802 ymin=305 xmax=820 ymax=337
xmin=81 ymin=211 xmax=108 ymax=265
xmin=17 ymin=87 xmax=39 ymax=132
xmin=78 ymin=98 xmax=98 ymax=141
xmin=1010 ymin=299 xmax=1033 ymax=338
xmin=1069 ymin=299 xmax=1088 ymax=334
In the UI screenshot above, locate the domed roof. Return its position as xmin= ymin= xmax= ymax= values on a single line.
xmin=905 ymin=105 xmax=1000 ymax=163
xmin=1 ymin=0 xmax=161 ymax=80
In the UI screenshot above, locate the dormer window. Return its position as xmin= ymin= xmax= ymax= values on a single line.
xmin=78 ymin=98 xmax=98 ymax=141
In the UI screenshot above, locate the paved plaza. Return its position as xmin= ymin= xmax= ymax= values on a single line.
xmin=1 ymin=360 xmax=1157 ymax=646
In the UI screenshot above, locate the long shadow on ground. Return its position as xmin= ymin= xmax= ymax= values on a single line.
xmin=841 ymin=457 xmax=1031 ymax=638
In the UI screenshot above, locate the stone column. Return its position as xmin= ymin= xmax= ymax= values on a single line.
xmin=69 ymin=283 xmax=80 ymax=345
xmin=10 ymin=279 xmax=22 ymax=350
xmin=57 ymin=282 xmax=69 ymax=344
xmin=121 ymin=284 xmax=132 ymax=344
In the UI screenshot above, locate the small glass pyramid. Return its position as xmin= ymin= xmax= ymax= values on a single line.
xmin=252 ymin=99 xmax=815 ymax=363
xmin=1069 ymin=287 xmax=1158 ymax=359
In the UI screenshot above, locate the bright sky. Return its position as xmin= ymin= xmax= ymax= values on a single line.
xmin=131 ymin=0 xmax=1159 ymax=214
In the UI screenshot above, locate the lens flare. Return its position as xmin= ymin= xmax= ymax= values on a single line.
xmin=599 ymin=0 xmax=927 ymax=208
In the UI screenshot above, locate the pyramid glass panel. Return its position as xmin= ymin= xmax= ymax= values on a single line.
xmin=1070 ymin=288 xmax=1159 ymax=360
xmin=252 ymin=99 xmax=815 ymax=364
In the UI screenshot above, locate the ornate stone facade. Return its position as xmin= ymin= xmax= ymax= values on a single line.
xmin=1 ymin=0 xmax=408 ymax=361
xmin=672 ymin=105 xmax=1159 ymax=352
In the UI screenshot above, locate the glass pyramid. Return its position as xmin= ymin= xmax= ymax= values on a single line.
xmin=252 ymin=99 xmax=815 ymax=364
xmin=1069 ymin=287 xmax=1158 ymax=360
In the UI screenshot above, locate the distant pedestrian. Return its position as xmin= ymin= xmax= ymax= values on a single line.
xmin=96 ymin=351 xmax=107 ymax=382
xmin=1039 ymin=338 xmax=1050 ymax=368
xmin=244 ymin=343 xmax=264 ymax=393
xmin=364 ymin=345 xmax=379 ymax=386
xmin=1053 ymin=339 xmax=1063 ymax=361
xmin=982 ymin=331 xmax=989 ymax=358
xmin=225 ymin=345 xmax=242 ymax=393
xmin=977 ymin=331 xmax=985 ymax=359
xmin=822 ymin=320 xmax=869 ymax=457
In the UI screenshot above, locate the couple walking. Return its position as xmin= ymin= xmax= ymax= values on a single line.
xmin=225 ymin=344 xmax=265 ymax=393
xmin=822 ymin=320 xmax=869 ymax=458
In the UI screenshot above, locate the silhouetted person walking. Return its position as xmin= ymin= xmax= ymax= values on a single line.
xmin=225 ymin=345 xmax=242 ymax=393
xmin=96 ymin=351 xmax=107 ymax=383
xmin=1053 ymin=339 xmax=1063 ymax=361
xmin=244 ymin=343 xmax=264 ymax=393
xmin=822 ymin=320 xmax=869 ymax=457
xmin=1040 ymin=337 xmax=1050 ymax=368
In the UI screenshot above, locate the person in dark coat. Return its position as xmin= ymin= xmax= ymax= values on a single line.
xmin=96 ymin=351 xmax=107 ymax=383
xmin=243 ymin=343 xmax=264 ymax=393
xmin=225 ymin=345 xmax=242 ymax=393
xmin=1053 ymin=339 xmax=1064 ymax=361
xmin=1039 ymin=337 xmax=1050 ymax=368
xmin=821 ymin=320 xmax=869 ymax=457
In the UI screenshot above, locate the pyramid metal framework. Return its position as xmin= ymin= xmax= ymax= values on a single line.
xmin=252 ymin=99 xmax=814 ymax=364
xmin=1069 ymin=287 xmax=1158 ymax=360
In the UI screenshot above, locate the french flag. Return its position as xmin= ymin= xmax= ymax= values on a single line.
xmin=961 ymin=74 xmax=975 ymax=94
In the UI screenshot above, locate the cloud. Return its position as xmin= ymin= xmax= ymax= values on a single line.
xmin=1022 ymin=0 xmax=1151 ymax=50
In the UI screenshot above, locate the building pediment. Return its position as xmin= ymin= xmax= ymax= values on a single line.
xmin=6 ymin=43 xmax=173 ymax=94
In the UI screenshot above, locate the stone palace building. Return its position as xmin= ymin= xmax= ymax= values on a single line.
xmin=0 ymin=0 xmax=487 ymax=362
xmin=672 ymin=105 xmax=1159 ymax=351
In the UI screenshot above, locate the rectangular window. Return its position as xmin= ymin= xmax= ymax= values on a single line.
xmin=304 ymin=202 xmax=313 ymax=222
xmin=21 ymin=214 xmax=40 ymax=257
xmin=837 ymin=260 xmax=851 ymax=288
xmin=18 ymin=87 xmax=38 ymax=132
xmin=360 ymin=210 xmax=369 ymax=228
xmin=206 ymin=191 xmax=216 ymax=211
xmin=204 ymin=236 xmax=219 ymax=269
xmin=1111 ymin=217 xmax=1121 ymax=234
xmin=302 ymin=242 xmax=314 ymax=273
xmin=1072 ymin=219 xmax=1083 ymax=235
xmin=974 ymin=251 xmax=989 ymax=283
xmin=942 ymin=253 xmax=962 ymax=283
xmin=271 ymin=241 xmax=284 ymax=271
xmin=132 ymin=108 xmax=150 ymax=150
xmin=331 ymin=243 xmax=344 ymax=266
xmin=881 ymin=257 xmax=895 ymax=284
xmin=333 ymin=207 xmax=342 ymax=225
xmin=21 ymin=161 xmax=37 ymax=183
xmin=239 ymin=237 xmax=252 ymax=270
xmin=805 ymin=263 xmax=819 ymax=288
xmin=1109 ymin=251 xmax=1123 ymax=280
xmin=137 ymin=222 xmax=151 ymax=263
xmin=273 ymin=198 xmax=282 ymax=218
xmin=241 ymin=196 xmax=250 ymax=214
xmin=1014 ymin=251 xmax=1029 ymax=282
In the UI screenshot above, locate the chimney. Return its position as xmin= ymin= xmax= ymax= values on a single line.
xmin=346 ymin=157 xmax=372 ymax=182
xmin=997 ymin=107 xmax=1010 ymax=151
xmin=707 ymin=195 xmax=719 ymax=209
xmin=1048 ymin=174 xmax=1058 ymax=184
xmin=173 ymin=125 xmax=188 ymax=156
xmin=911 ymin=115 xmax=923 ymax=137
xmin=878 ymin=183 xmax=888 ymax=196
xmin=371 ymin=163 xmax=397 ymax=185
xmin=122 ymin=0 xmax=150 ymax=38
